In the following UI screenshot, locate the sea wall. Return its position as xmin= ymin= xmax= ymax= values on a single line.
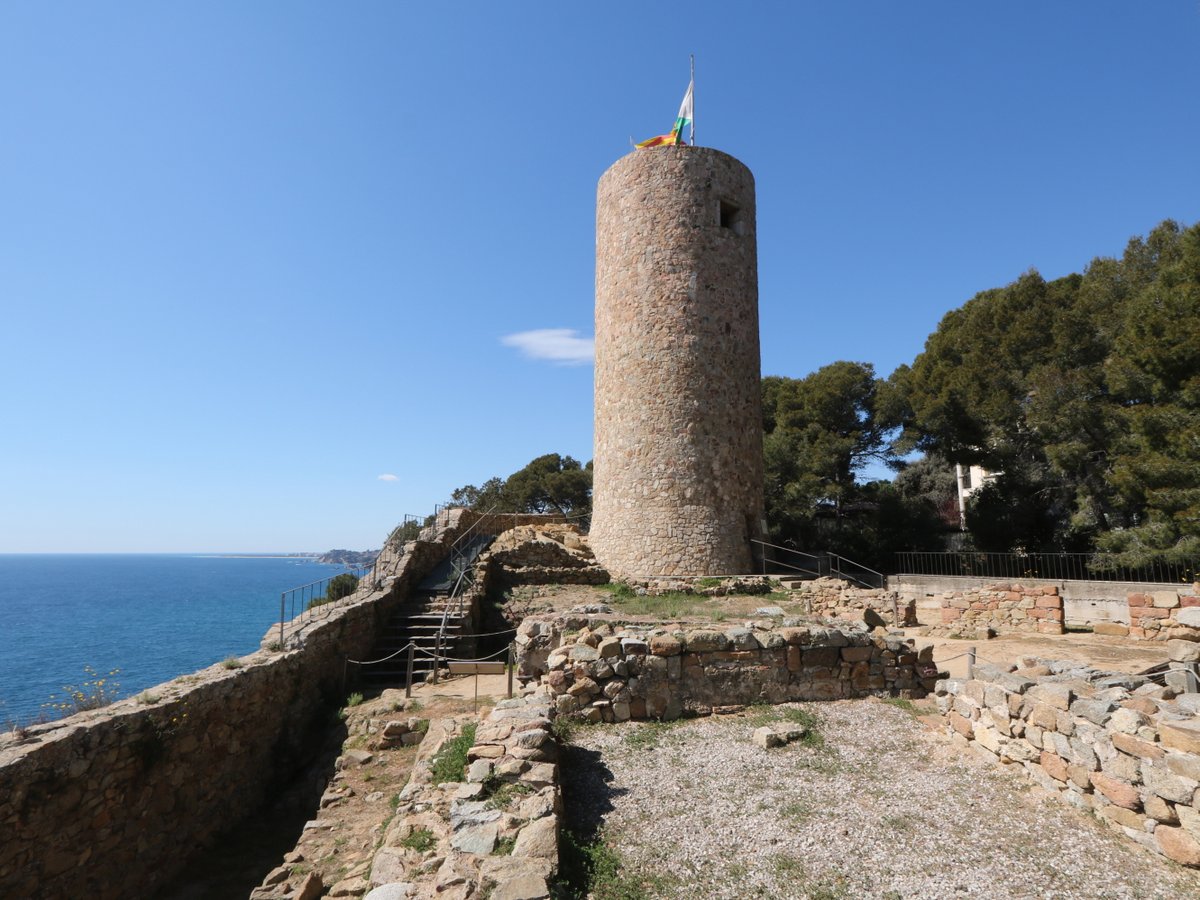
xmin=517 ymin=613 xmax=936 ymax=720
xmin=0 ymin=510 xmax=496 ymax=900
xmin=936 ymin=654 xmax=1200 ymax=867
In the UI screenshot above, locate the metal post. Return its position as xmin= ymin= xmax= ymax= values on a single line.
xmin=892 ymin=595 xmax=899 ymax=626
xmin=433 ymin=633 xmax=441 ymax=685
xmin=507 ymin=642 xmax=515 ymax=699
xmin=967 ymin=646 xmax=976 ymax=679
xmin=279 ymin=592 xmax=285 ymax=650
xmin=405 ymin=643 xmax=415 ymax=698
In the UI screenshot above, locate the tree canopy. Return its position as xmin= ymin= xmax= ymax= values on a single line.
xmin=450 ymin=453 xmax=592 ymax=518
xmin=887 ymin=219 xmax=1200 ymax=563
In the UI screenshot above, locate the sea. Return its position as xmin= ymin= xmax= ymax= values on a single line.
xmin=0 ymin=554 xmax=349 ymax=725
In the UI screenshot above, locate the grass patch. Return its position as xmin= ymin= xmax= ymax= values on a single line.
xmin=694 ymin=577 xmax=723 ymax=589
xmin=136 ymin=691 xmax=160 ymax=705
xmin=430 ymin=722 xmax=477 ymax=783
xmin=220 ymin=656 xmax=242 ymax=670
xmin=400 ymin=826 xmax=436 ymax=852
xmin=556 ymin=828 xmax=655 ymax=900
xmin=622 ymin=720 xmax=682 ymax=751
xmin=346 ymin=691 xmax=364 ymax=708
xmin=601 ymin=582 xmax=637 ymax=601
xmin=780 ymin=800 xmax=815 ymax=822
xmin=882 ymin=697 xmax=920 ymax=715
xmin=484 ymin=780 xmax=533 ymax=810
xmin=493 ymin=835 xmax=516 ymax=856
xmin=607 ymin=591 xmax=708 ymax=619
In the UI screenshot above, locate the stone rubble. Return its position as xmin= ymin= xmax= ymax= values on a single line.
xmin=937 ymin=654 xmax=1200 ymax=867
xmin=362 ymin=690 xmax=561 ymax=900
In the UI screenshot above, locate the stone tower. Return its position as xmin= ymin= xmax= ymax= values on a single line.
xmin=591 ymin=146 xmax=764 ymax=579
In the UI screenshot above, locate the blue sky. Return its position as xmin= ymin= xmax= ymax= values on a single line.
xmin=2 ymin=3 xmax=1198 ymax=552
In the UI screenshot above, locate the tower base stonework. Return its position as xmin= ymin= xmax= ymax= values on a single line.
xmin=590 ymin=146 xmax=764 ymax=579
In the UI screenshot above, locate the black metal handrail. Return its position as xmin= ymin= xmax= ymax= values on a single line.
xmin=751 ymin=540 xmax=885 ymax=589
xmin=894 ymin=551 xmax=1199 ymax=585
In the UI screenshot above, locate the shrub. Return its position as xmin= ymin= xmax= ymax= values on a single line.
xmin=400 ymin=826 xmax=436 ymax=852
xmin=220 ymin=656 xmax=242 ymax=670
xmin=326 ymin=573 xmax=360 ymax=603
xmin=346 ymin=692 xmax=364 ymax=708
xmin=44 ymin=666 xmax=121 ymax=715
xmin=430 ymin=722 xmax=477 ymax=783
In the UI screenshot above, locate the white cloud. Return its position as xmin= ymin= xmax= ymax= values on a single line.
xmin=377 ymin=473 xmax=398 ymax=482
xmin=501 ymin=328 xmax=594 ymax=366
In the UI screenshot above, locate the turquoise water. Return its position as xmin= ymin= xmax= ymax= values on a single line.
xmin=0 ymin=554 xmax=347 ymax=724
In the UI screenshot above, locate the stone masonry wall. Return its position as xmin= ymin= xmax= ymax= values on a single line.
xmin=517 ymin=613 xmax=937 ymax=721
xmin=935 ymin=583 xmax=1064 ymax=636
xmin=591 ymin=146 xmax=764 ymax=579
xmin=936 ymin=653 xmax=1200 ymax=868
xmin=1127 ymin=588 xmax=1200 ymax=640
xmin=787 ymin=577 xmax=916 ymax=627
xmin=0 ymin=512 xmax=474 ymax=900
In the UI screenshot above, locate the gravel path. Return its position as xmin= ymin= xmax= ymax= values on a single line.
xmin=561 ymin=699 xmax=1200 ymax=900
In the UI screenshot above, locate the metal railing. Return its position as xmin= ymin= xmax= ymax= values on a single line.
xmin=277 ymin=563 xmax=375 ymax=647
xmin=751 ymin=540 xmax=885 ymax=589
xmin=894 ymin=551 xmax=1199 ymax=585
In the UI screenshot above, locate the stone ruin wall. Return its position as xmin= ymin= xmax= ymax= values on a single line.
xmin=936 ymin=648 xmax=1200 ymax=868
xmin=785 ymin=577 xmax=916 ymax=627
xmin=922 ymin=582 xmax=1200 ymax=642
xmin=591 ymin=147 xmax=764 ymax=579
xmin=361 ymin=691 xmax=561 ymax=899
xmin=0 ymin=509 xmax=494 ymax=900
xmin=1126 ymin=588 xmax=1200 ymax=640
xmin=516 ymin=612 xmax=938 ymax=721
xmin=931 ymin=583 xmax=1065 ymax=637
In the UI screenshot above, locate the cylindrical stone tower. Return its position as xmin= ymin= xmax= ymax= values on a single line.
xmin=591 ymin=146 xmax=764 ymax=579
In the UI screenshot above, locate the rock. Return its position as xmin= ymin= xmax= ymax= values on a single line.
xmin=290 ymin=873 xmax=322 ymax=900
xmin=1160 ymin=720 xmax=1200 ymax=755
xmin=752 ymin=726 xmax=784 ymax=749
xmin=1177 ymin=608 xmax=1200 ymax=628
xmin=450 ymin=821 xmax=498 ymax=854
xmin=512 ymin=816 xmax=558 ymax=859
xmin=754 ymin=606 xmax=786 ymax=617
xmin=369 ymin=848 xmax=409 ymax=886
xmin=569 ymin=645 xmax=599 ymax=662
xmin=1167 ymin=640 xmax=1200 ymax=663
xmin=648 ymin=634 xmax=682 ymax=656
xmin=1089 ymin=771 xmax=1141 ymax=809
xmin=1142 ymin=764 xmax=1197 ymax=804
xmin=597 ymin=638 xmax=622 ymax=659
xmin=1093 ymin=622 xmax=1130 ymax=637
xmin=479 ymin=856 xmax=553 ymax=900
xmin=363 ymin=885 xmax=415 ymax=900
xmin=342 ymin=749 xmax=374 ymax=767
xmin=1155 ymin=826 xmax=1200 ymax=866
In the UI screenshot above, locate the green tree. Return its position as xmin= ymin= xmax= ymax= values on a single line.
xmin=893 ymin=218 xmax=1200 ymax=561
xmin=447 ymin=453 xmax=593 ymax=518
xmin=325 ymin=573 xmax=359 ymax=603
xmin=761 ymin=362 xmax=902 ymax=561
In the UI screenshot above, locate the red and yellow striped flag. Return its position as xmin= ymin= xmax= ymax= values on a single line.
xmin=636 ymin=80 xmax=693 ymax=149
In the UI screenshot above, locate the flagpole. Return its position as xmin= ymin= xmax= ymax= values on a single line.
xmin=690 ymin=54 xmax=695 ymax=146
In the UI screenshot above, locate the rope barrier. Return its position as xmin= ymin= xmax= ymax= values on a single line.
xmin=411 ymin=645 xmax=511 ymax=663
xmin=346 ymin=643 xmax=415 ymax=667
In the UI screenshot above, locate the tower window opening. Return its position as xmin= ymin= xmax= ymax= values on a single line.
xmin=719 ymin=199 xmax=742 ymax=234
